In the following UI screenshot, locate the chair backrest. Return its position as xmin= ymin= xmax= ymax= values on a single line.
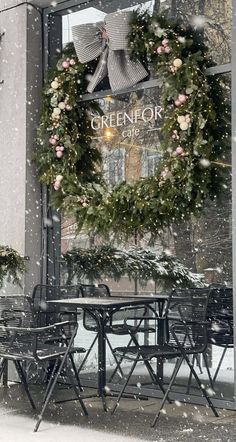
xmin=207 ymin=286 xmax=233 ymax=319
xmin=0 ymin=295 xmax=36 ymax=355
xmin=79 ymin=284 xmax=111 ymax=298
xmin=207 ymin=286 xmax=233 ymax=346
xmin=79 ymin=284 xmax=110 ymax=331
xmin=168 ymin=288 xmax=210 ymax=352
xmin=32 ymin=284 xmax=81 ymax=328
xmin=0 ymin=294 xmax=34 ymax=327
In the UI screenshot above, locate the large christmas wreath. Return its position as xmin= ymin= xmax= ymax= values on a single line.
xmin=36 ymin=11 xmax=230 ymax=238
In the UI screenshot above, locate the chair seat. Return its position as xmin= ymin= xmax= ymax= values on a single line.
xmin=0 ymin=343 xmax=86 ymax=361
xmin=114 ymin=344 xmax=182 ymax=360
xmin=105 ymin=324 xmax=156 ymax=335
xmin=208 ymin=332 xmax=233 ymax=346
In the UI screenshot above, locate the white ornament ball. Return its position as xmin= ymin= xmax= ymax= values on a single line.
xmin=177 ymin=115 xmax=186 ymax=124
xmin=56 ymin=175 xmax=63 ymax=182
xmin=51 ymin=81 xmax=59 ymax=89
xmin=53 ymin=107 xmax=61 ymax=115
xmin=58 ymin=102 xmax=66 ymax=110
xmin=173 ymin=58 xmax=183 ymax=68
xmin=180 ymin=121 xmax=189 ymax=131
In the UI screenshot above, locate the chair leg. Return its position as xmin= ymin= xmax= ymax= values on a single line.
xmin=0 ymin=358 xmax=6 ymax=381
xmin=143 ymin=359 xmax=171 ymax=404
xmin=151 ymin=356 xmax=183 ymax=427
xmin=77 ymin=334 xmax=98 ymax=374
xmin=69 ymin=353 xmax=83 ymax=392
xmin=212 ymin=346 xmax=228 ymax=385
xmin=106 ymin=336 xmax=124 ymax=378
xmin=184 ymin=355 xmax=219 ymax=417
xmin=111 ymin=356 xmax=139 ymax=415
xmin=14 ymin=360 xmax=36 ymax=410
xmin=34 ymin=351 xmax=88 ymax=432
xmin=186 ymin=354 xmax=196 ymax=394
xmin=42 ymin=359 xmax=60 ymax=403
xmin=202 ymin=352 xmax=214 ymax=390
xmin=108 ymin=337 xmax=133 ymax=383
xmin=66 ymin=362 xmax=88 ymax=416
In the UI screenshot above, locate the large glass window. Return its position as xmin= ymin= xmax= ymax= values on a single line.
xmin=57 ymin=0 xmax=233 ymax=403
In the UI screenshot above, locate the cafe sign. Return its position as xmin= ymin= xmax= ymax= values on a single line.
xmin=91 ymin=104 xmax=163 ymax=138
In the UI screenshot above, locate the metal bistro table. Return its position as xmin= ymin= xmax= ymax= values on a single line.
xmin=48 ymin=295 xmax=169 ymax=408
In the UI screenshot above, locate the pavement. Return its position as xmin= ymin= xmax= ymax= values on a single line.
xmin=0 ymin=383 xmax=236 ymax=441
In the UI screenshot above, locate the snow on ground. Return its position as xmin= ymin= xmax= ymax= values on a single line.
xmin=0 ymin=409 xmax=147 ymax=442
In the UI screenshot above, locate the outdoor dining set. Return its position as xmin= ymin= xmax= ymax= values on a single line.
xmin=0 ymin=284 xmax=233 ymax=432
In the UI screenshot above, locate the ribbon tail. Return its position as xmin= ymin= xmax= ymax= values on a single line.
xmin=87 ymin=47 xmax=109 ymax=93
xmin=107 ymin=50 xmax=149 ymax=92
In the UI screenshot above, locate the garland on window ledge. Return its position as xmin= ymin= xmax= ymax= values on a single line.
xmin=62 ymin=245 xmax=203 ymax=288
xmin=0 ymin=246 xmax=25 ymax=289
xmin=35 ymin=11 xmax=230 ymax=238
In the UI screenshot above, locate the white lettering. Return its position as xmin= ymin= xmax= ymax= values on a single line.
xmin=91 ymin=116 xmax=100 ymax=130
xmin=142 ymin=107 xmax=154 ymax=122
xmin=101 ymin=115 xmax=109 ymax=128
xmin=109 ymin=113 xmax=116 ymax=127
xmin=134 ymin=108 xmax=142 ymax=123
xmin=123 ymin=112 xmax=133 ymax=125
xmin=90 ymin=104 xmax=161 ymax=131
xmin=116 ymin=112 xmax=123 ymax=126
xmin=155 ymin=105 xmax=163 ymax=119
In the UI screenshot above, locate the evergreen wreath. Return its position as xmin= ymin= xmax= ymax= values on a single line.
xmin=36 ymin=11 xmax=230 ymax=238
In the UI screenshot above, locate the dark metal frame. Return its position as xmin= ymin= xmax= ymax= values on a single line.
xmin=41 ymin=0 xmax=235 ymax=410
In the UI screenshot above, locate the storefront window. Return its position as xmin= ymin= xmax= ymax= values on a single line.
xmin=58 ymin=0 xmax=233 ymax=402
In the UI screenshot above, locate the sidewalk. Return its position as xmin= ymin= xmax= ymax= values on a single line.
xmin=0 ymin=384 xmax=236 ymax=442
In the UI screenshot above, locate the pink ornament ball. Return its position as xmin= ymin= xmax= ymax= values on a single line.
xmin=54 ymin=134 xmax=59 ymax=140
xmin=176 ymin=146 xmax=184 ymax=155
xmin=66 ymin=104 xmax=72 ymax=111
xmin=175 ymin=99 xmax=181 ymax=107
xmin=49 ymin=137 xmax=56 ymax=145
xmin=164 ymin=46 xmax=171 ymax=54
xmin=54 ymin=181 xmax=60 ymax=190
xmin=56 ymin=150 xmax=63 ymax=158
xmin=62 ymin=60 xmax=70 ymax=69
xmin=162 ymin=38 xmax=169 ymax=47
xmin=156 ymin=46 xmax=164 ymax=54
xmin=70 ymin=59 xmax=76 ymax=66
xmin=178 ymin=94 xmax=187 ymax=103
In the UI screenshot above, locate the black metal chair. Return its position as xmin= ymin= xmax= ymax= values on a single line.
xmin=31 ymin=284 xmax=84 ymax=387
xmin=0 ymin=295 xmax=87 ymax=432
xmin=206 ymin=286 xmax=233 ymax=386
xmin=111 ymin=288 xmax=218 ymax=426
xmin=78 ymin=284 xmax=156 ymax=380
xmin=32 ymin=284 xmax=82 ymax=327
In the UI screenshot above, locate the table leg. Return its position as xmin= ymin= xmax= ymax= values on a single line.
xmin=3 ymin=359 xmax=8 ymax=386
xmin=156 ymin=300 xmax=168 ymax=382
xmin=97 ymin=311 xmax=107 ymax=411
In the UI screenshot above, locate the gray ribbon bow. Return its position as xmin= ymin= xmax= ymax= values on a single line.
xmin=72 ymin=11 xmax=148 ymax=93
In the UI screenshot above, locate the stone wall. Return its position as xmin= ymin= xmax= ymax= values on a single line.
xmin=0 ymin=3 xmax=42 ymax=294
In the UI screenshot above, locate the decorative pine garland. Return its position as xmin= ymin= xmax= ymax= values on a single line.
xmin=63 ymin=245 xmax=203 ymax=288
xmin=0 ymin=246 xmax=25 ymax=289
xmin=35 ymin=11 xmax=230 ymax=238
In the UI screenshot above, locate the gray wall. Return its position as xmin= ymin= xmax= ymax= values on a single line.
xmin=0 ymin=3 xmax=42 ymax=294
